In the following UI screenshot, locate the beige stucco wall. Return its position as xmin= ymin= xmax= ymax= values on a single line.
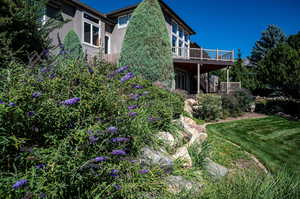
xmin=47 ymin=4 xmax=105 ymax=59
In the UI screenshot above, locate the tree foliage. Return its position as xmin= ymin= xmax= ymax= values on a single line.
xmin=249 ymin=25 xmax=286 ymax=65
xmin=0 ymin=0 xmax=63 ymax=68
xmin=257 ymin=43 xmax=300 ymax=98
xmin=63 ymin=30 xmax=84 ymax=59
xmin=119 ymin=0 xmax=174 ymax=88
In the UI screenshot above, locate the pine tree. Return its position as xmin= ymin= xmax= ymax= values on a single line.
xmin=63 ymin=30 xmax=83 ymax=59
xmin=119 ymin=0 xmax=174 ymax=88
xmin=249 ymin=25 xmax=286 ymax=65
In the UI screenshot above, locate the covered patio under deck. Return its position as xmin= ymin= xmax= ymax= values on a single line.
xmin=172 ymin=47 xmax=234 ymax=94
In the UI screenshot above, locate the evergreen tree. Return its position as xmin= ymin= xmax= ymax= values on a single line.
xmin=63 ymin=30 xmax=83 ymax=59
xmin=119 ymin=0 xmax=174 ymax=88
xmin=0 ymin=0 xmax=64 ymax=68
xmin=249 ymin=25 xmax=286 ymax=65
xmin=257 ymin=43 xmax=300 ymax=98
xmin=288 ymin=31 xmax=300 ymax=51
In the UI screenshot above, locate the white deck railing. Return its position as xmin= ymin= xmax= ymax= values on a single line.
xmin=172 ymin=47 xmax=234 ymax=62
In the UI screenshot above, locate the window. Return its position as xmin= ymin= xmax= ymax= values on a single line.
xmin=82 ymin=13 xmax=101 ymax=47
xmin=118 ymin=14 xmax=131 ymax=28
xmin=172 ymin=35 xmax=177 ymax=53
xmin=84 ymin=13 xmax=99 ymax=24
xmin=184 ymin=32 xmax=189 ymax=42
xmin=105 ymin=35 xmax=110 ymax=54
xmin=171 ymin=20 xmax=190 ymax=57
xmin=92 ymin=26 xmax=99 ymax=46
xmin=175 ymin=70 xmax=187 ymax=90
xmin=179 ymin=27 xmax=183 ymax=38
xmin=172 ymin=21 xmax=178 ymax=34
xmin=84 ymin=22 xmax=91 ymax=43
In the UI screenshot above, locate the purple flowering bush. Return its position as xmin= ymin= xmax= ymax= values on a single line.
xmin=0 ymin=55 xmax=184 ymax=198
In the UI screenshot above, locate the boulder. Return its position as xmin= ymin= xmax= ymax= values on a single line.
xmin=204 ymin=158 xmax=228 ymax=178
xmin=186 ymin=98 xmax=197 ymax=106
xmin=156 ymin=131 xmax=175 ymax=147
xmin=166 ymin=175 xmax=203 ymax=194
xmin=184 ymin=99 xmax=197 ymax=117
xmin=172 ymin=146 xmax=193 ymax=168
xmin=179 ymin=116 xmax=207 ymax=146
xmin=140 ymin=147 xmax=173 ymax=170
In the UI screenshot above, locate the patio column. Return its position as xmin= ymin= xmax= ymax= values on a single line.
xmin=226 ymin=66 xmax=230 ymax=94
xmin=197 ymin=63 xmax=201 ymax=94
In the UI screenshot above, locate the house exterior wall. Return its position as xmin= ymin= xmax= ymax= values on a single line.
xmin=47 ymin=4 xmax=105 ymax=59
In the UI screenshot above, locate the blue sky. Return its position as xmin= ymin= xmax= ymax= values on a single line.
xmin=81 ymin=0 xmax=300 ymax=58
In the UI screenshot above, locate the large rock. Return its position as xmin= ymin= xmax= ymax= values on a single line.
xmin=179 ymin=116 xmax=207 ymax=146
xmin=172 ymin=146 xmax=193 ymax=168
xmin=140 ymin=147 xmax=173 ymax=170
xmin=166 ymin=175 xmax=203 ymax=194
xmin=204 ymin=158 xmax=228 ymax=178
xmin=156 ymin=131 xmax=175 ymax=147
xmin=184 ymin=99 xmax=197 ymax=117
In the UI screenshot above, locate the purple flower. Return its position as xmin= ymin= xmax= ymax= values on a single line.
xmin=130 ymin=159 xmax=138 ymax=164
xmin=93 ymin=156 xmax=109 ymax=162
xmin=49 ymin=73 xmax=56 ymax=79
xmin=129 ymin=94 xmax=140 ymax=101
xmin=32 ymin=92 xmax=42 ymax=98
xmin=20 ymin=147 xmax=33 ymax=153
xmin=12 ymin=179 xmax=28 ymax=190
xmin=128 ymin=112 xmax=138 ymax=117
xmin=0 ymin=99 xmax=5 ymax=105
xmin=87 ymin=130 xmax=93 ymax=135
xmin=139 ymin=169 xmax=149 ymax=174
xmin=111 ymin=137 xmax=130 ymax=143
xmin=110 ymin=169 xmax=119 ymax=177
xmin=88 ymin=67 xmax=94 ymax=74
xmin=27 ymin=111 xmax=35 ymax=117
xmin=120 ymin=72 xmax=134 ymax=83
xmin=111 ymin=149 xmax=126 ymax=156
xmin=8 ymin=102 xmax=16 ymax=107
xmin=132 ymin=84 xmax=144 ymax=89
xmin=128 ymin=105 xmax=138 ymax=110
xmin=61 ymin=97 xmax=80 ymax=106
xmin=115 ymin=66 xmax=129 ymax=74
xmin=113 ymin=184 xmax=122 ymax=191
xmin=107 ymin=126 xmax=118 ymax=133
xmin=89 ymin=135 xmax=99 ymax=144
xmin=40 ymin=67 xmax=49 ymax=73
xmin=36 ymin=164 xmax=46 ymax=169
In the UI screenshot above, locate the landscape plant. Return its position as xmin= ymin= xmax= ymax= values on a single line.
xmin=0 ymin=48 xmax=184 ymax=198
xmin=119 ymin=0 xmax=174 ymax=88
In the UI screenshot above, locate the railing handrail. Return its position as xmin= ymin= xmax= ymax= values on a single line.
xmin=172 ymin=47 xmax=234 ymax=62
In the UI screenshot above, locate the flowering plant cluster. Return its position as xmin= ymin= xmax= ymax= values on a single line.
xmin=0 ymin=54 xmax=184 ymax=198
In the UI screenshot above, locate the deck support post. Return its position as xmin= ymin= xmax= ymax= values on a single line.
xmin=197 ymin=63 xmax=201 ymax=94
xmin=226 ymin=66 xmax=230 ymax=94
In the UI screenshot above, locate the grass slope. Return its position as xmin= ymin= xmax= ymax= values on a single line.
xmin=207 ymin=116 xmax=300 ymax=174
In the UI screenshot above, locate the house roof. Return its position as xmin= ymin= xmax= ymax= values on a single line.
xmin=106 ymin=0 xmax=196 ymax=35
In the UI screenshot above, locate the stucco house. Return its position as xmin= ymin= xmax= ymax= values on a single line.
xmin=46 ymin=0 xmax=234 ymax=94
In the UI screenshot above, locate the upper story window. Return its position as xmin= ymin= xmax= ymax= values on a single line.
xmin=118 ymin=14 xmax=131 ymax=29
xmin=171 ymin=20 xmax=190 ymax=56
xmin=83 ymin=12 xmax=101 ymax=47
xmin=172 ymin=22 xmax=178 ymax=34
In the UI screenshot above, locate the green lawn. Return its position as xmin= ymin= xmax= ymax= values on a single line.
xmin=207 ymin=116 xmax=300 ymax=174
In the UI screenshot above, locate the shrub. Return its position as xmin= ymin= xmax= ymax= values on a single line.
xmin=119 ymin=0 xmax=174 ymax=88
xmin=63 ymin=30 xmax=84 ymax=59
xmin=0 ymin=53 xmax=183 ymax=198
xmin=233 ymin=88 xmax=255 ymax=112
xmin=0 ymin=0 xmax=64 ymax=68
xmin=188 ymin=141 xmax=211 ymax=168
xmin=202 ymin=168 xmax=300 ymax=199
xmin=256 ymin=97 xmax=300 ymax=118
xmin=195 ymin=94 xmax=223 ymax=121
xmin=221 ymin=94 xmax=243 ymax=118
